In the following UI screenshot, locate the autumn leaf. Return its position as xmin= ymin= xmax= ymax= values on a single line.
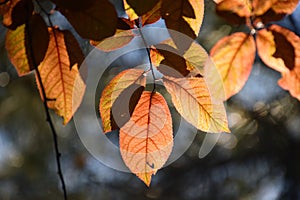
xmin=257 ymin=25 xmax=300 ymax=100
xmin=120 ymin=91 xmax=173 ymax=186
xmin=123 ymin=0 xmax=138 ymax=21
xmin=126 ymin=0 xmax=159 ymax=16
xmin=99 ymin=69 xmax=146 ymax=133
xmin=58 ymin=0 xmax=117 ymax=40
xmin=161 ymin=0 xmax=204 ymax=44
xmin=210 ymin=32 xmax=256 ymax=100
xmin=163 ymin=75 xmax=230 ymax=133
xmin=91 ymin=29 xmax=136 ymax=52
xmin=271 ymin=0 xmax=299 ymax=14
xmin=51 ymin=0 xmax=96 ymax=11
xmin=5 ymin=14 xmax=49 ymax=76
xmin=141 ymin=0 xmax=161 ymax=26
xmin=37 ymin=28 xmax=85 ymax=124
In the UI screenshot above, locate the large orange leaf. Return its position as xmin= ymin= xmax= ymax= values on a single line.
xmin=90 ymin=29 xmax=135 ymax=52
xmin=37 ymin=28 xmax=85 ymax=124
xmin=99 ymin=69 xmax=146 ymax=133
xmin=210 ymin=32 xmax=255 ymax=99
xmin=271 ymin=0 xmax=299 ymax=14
xmin=163 ymin=76 xmax=230 ymax=133
xmin=120 ymin=91 xmax=173 ymax=186
xmin=5 ymin=14 xmax=49 ymax=76
xmin=257 ymin=25 xmax=300 ymax=100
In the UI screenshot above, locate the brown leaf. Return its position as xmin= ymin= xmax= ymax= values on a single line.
xmin=120 ymin=91 xmax=173 ymax=186
xmin=141 ymin=0 xmax=161 ymax=25
xmin=126 ymin=0 xmax=159 ymax=16
xmin=58 ymin=0 xmax=117 ymax=40
xmin=63 ymin=31 xmax=85 ymax=68
xmin=210 ymin=32 xmax=256 ymax=99
xmin=163 ymin=75 xmax=230 ymax=133
xmin=51 ymin=0 xmax=96 ymax=11
xmin=37 ymin=28 xmax=85 ymax=124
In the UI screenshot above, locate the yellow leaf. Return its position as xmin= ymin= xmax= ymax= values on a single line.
xmin=210 ymin=32 xmax=255 ymax=99
xmin=91 ymin=29 xmax=136 ymax=52
xmin=182 ymin=0 xmax=204 ymax=36
xmin=99 ymin=69 xmax=146 ymax=133
xmin=120 ymin=91 xmax=173 ymax=186
xmin=123 ymin=0 xmax=139 ymax=21
xmin=163 ymin=76 xmax=230 ymax=133
xmin=37 ymin=28 xmax=85 ymax=124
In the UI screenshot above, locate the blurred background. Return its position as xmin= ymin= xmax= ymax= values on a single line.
xmin=1 ymin=0 xmax=300 ymax=199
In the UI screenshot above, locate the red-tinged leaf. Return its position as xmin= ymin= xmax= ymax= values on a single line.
xmin=216 ymin=0 xmax=251 ymax=24
xmin=271 ymin=0 xmax=299 ymax=14
xmin=91 ymin=30 xmax=136 ymax=52
xmin=256 ymin=25 xmax=299 ymax=73
xmin=5 ymin=14 xmax=49 ymax=76
xmin=210 ymin=32 xmax=255 ymax=99
xmin=141 ymin=0 xmax=161 ymax=26
xmin=126 ymin=0 xmax=159 ymax=16
xmin=37 ymin=28 xmax=85 ymax=124
xmin=257 ymin=25 xmax=300 ymax=100
xmin=163 ymin=76 xmax=230 ymax=133
xmin=278 ymin=70 xmax=300 ymax=100
xmin=120 ymin=91 xmax=173 ymax=186
xmin=58 ymin=0 xmax=117 ymax=40
xmin=99 ymin=69 xmax=146 ymax=133
xmin=2 ymin=0 xmax=33 ymax=30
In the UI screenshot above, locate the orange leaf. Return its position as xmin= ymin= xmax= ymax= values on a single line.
xmin=216 ymin=0 xmax=252 ymax=18
xmin=99 ymin=69 xmax=146 ymax=133
xmin=257 ymin=25 xmax=300 ymax=100
xmin=5 ymin=14 xmax=49 ymax=76
xmin=271 ymin=0 xmax=299 ymax=14
xmin=252 ymin=0 xmax=277 ymax=16
xmin=120 ymin=91 xmax=173 ymax=186
xmin=90 ymin=29 xmax=135 ymax=52
xmin=163 ymin=76 xmax=230 ymax=133
xmin=210 ymin=32 xmax=255 ymax=99
xmin=182 ymin=0 xmax=204 ymax=36
xmin=37 ymin=28 xmax=85 ymax=124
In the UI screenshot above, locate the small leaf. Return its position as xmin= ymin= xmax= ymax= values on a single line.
xmin=58 ymin=0 xmax=117 ymax=40
xmin=120 ymin=91 xmax=173 ymax=186
xmin=210 ymin=32 xmax=255 ymax=99
xmin=5 ymin=14 xmax=49 ymax=76
xmin=37 ymin=28 xmax=85 ymax=124
xmin=163 ymin=76 xmax=230 ymax=133
xmin=91 ymin=29 xmax=136 ymax=52
xmin=99 ymin=69 xmax=146 ymax=133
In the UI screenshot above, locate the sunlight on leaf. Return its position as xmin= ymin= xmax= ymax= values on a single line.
xmin=37 ymin=28 xmax=85 ymax=124
xmin=99 ymin=69 xmax=146 ymax=133
xmin=123 ymin=0 xmax=138 ymax=21
xmin=163 ymin=75 xmax=230 ymax=133
xmin=91 ymin=30 xmax=136 ymax=52
xmin=271 ymin=0 xmax=299 ymax=14
xmin=210 ymin=32 xmax=255 ymax=100
xmin=120 ymin=91 xmax=173 ymax=186
xmin=182 ymin=0 xmax=204 ymax=36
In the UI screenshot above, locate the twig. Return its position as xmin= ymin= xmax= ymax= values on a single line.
xmin=33 ymin=1 xmax=68 ymax=199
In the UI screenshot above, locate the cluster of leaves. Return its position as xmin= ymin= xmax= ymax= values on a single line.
xmin=97 ymin=0 xmax=230 ymax=186
xmin=211 ymin=0 xmax=300 ymax=100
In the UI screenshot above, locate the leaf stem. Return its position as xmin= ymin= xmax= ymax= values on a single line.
xmin=34 ymin=1 xmax=68 ymax=199
xmin=137 ymin=19 xmax=156 ymax=92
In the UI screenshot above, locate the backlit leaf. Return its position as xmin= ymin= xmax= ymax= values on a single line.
xmin=271 ymin=0 xmax=299 ymax=14
xmin=163 ymin=76 xmax=230 ymax=133
xmin=37 ymin=28 xmax=85 ymax=124
xmin=99 ymin=69 xmax=146 ymax=133
xmin=120 ymin=91 xmax=173 ymax=186
xmin=182 ymin=0 xmax=204 ymax=36
xmin=5 ymin=14 xmax=49 ymax=76
xmin=58 ymin=0 xmax=117 ymax=40
xmin=278 ymin=70 xmax=300 ymax=100
xmin=91 ymin=29 xmax=136 ymax=52
xmin=210 ymin=32 xmax=255 ymax=99
xmin=123 ymin=0 xmax=138 ymax=21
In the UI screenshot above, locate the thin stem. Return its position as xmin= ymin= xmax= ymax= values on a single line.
xmin=137 ymin=21 xmax=156 ymax=92
xmin=34 ymin=1 xmax=68 ymax=199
